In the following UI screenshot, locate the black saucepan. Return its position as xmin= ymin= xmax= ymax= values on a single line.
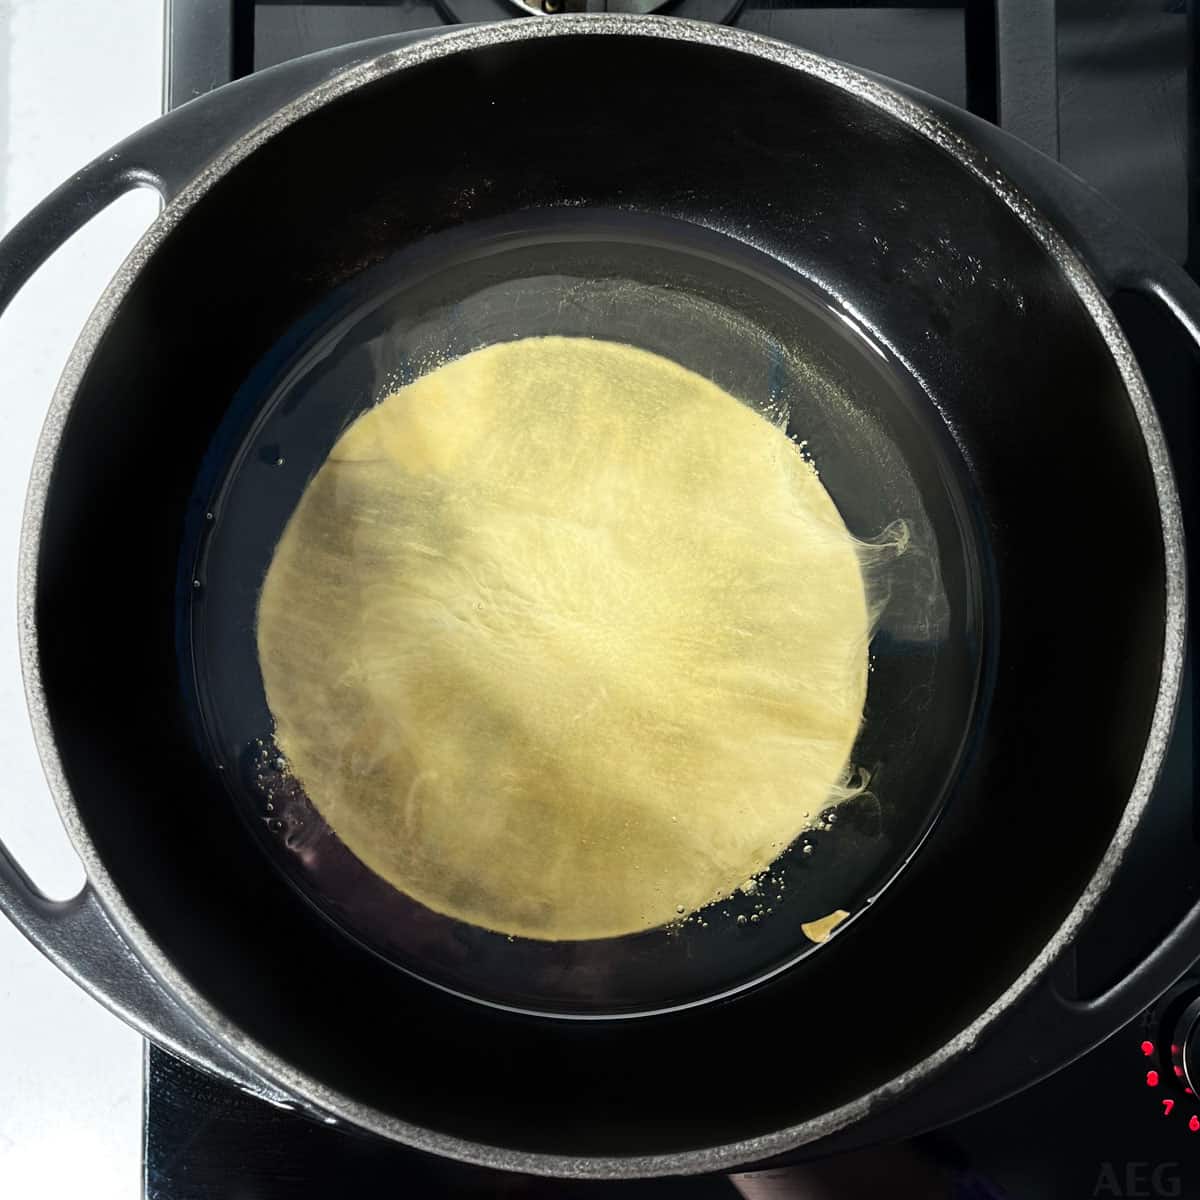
xmin=0 ymin=16 xmax=1190 ymax=1177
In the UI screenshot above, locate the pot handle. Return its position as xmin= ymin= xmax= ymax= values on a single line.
xmin=1116 ymin=266 xmax=1200 ymax=355
xmin=0 ymin=846 xmax=296 ymax=1107
xmin=1 ymin=22 xmax=430 ymax=306
xmin=0 ymin=162 xmax=167 ymax=314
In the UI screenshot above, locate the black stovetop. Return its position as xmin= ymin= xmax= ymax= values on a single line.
xmin=147 ymin=3 xmax=1200 ymax=1197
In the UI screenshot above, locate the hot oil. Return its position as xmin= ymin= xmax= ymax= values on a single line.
xmin=182 ymin=209 xmax=983 ymax=1017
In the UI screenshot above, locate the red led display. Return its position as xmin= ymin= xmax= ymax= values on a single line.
xmin=1188 ymin=1115 xmax=1199 ymax=1133
xmin=1163 ymin=1099 xmax=1176 ymax=1116
xmin=1142 ymin=1040 xmax=1156 ymax=1056
xmin=1175 ymin=1065 xmax=1184 ymax=1077
xmin=1147 ymin=1070 xmax=1160 ymax=1087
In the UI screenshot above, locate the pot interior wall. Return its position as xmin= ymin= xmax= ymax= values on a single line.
xmin=33 ymin=34 xmax=1166 ymax=1158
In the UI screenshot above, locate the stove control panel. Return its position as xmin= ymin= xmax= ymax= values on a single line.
xmin=1138 ymin=978 xmax=1200 ymax=1131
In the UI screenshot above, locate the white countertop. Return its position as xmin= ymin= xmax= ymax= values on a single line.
xmin=0 ymin=2 xmax=163 ymax=1194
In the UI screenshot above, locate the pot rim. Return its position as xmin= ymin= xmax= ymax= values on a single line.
xmin=17 ymin=13 xmax=1187 ymax=1178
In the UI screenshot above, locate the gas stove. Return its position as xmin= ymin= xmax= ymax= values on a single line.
xmin=146 ymin=3 xmax=1200 ymax=1197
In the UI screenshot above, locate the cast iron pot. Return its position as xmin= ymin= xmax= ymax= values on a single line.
xmin=0 ymin=16 xmax=1194 ymax=1177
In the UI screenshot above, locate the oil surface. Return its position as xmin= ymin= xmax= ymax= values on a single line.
xmin=184 ymin=210 xmax=980 ymax=1015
